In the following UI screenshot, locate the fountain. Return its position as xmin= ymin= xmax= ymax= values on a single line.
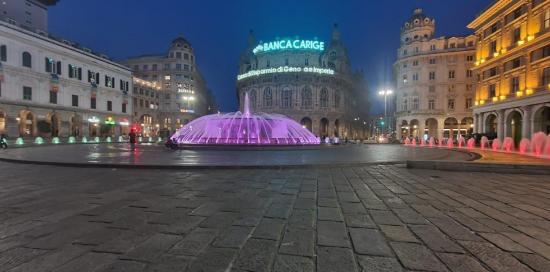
xmin=403 ymin=137 xmax=410 ymax=145
xmin=502 ymin=137 xmax=514 ymax=152
xmin=467 ymin=138 xmax=475 ymax=149
xmin=106 ymin=136 xmax=112 ymax=143
xmin=411 ymin=138 xmax=417 ymax=145
xmin=531 ymin=132 xmax=547 ymax=156
xmin=51 ymin=137 xmax=60 ymax=144
xmin=492 ymin=138 xmax=501 ymax=151
xmin=429 ymin=137 xmax=435 ymax=147
xmin=420 ymin=139 xmax=426 ymax=146
xmin=447 ymin=138 xmax=454 ymax=148
xmin=118 ymin=136 xmax=124 ymax=142
xmin=480 ymin=136 xmax=489 ymax=149
xmin=545 ymin=134 xmax=550 ymax=155
xmin=519 ymin=138 xmax=530 ymax=154
xmin=171 ymin=93 xmax=320 ymax=145
xmin=34 ymin=137 xmax=44 ymax=145
xmin=94 ymin=136 xmax=100 ymax=143
xmin=81 ymin=136 xmax=88 ymax=143
xmin=68 ymin=136 xmax=76 ymax=144
xmin=457 ymin=136 xmax=465 ymax=148
xmin=15 ymin=137 xmax=24 ymax=145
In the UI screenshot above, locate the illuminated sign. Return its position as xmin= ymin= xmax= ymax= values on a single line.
xmin=105 ymin=117 xmax=116 ymax=125
xmin=87 ymin=116 xmax=100 ymax=123
xmin=237 ymin=66 xmax=334 ymax=80
xmin=180 ymin=109 xmax=195 ymax=113
xmin=253 ymin=39 xmax=324 ymax=54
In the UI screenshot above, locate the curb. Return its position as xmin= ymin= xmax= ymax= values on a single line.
xmin=407 ymin=160 xmax=550 ymax=175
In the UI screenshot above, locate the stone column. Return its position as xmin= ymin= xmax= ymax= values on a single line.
xmin=396 ymin=119 xmax=402 ymax=140
xmin=473 ymin=114 xmax=479 ymax=134
xmin=418 ymin=119 xmax=426 ymax=140
xmin=522 ymin=106 xmax=531 ymax=140
xmin=437 ymin=118 xmax=444 ymax=140
xmin=497 ymin=110 xmax=505 ymax=141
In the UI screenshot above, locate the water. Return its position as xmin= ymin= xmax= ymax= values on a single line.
xmin=502 ymin=137 xmax=514 ymax=152
xmin=467 ymin=138 xmax=475 ymax=149
xmin=480 ymin=136 xmax=489 ymax=149
xmin=492 ymin=138 xmax=502 ymax=151
xmin=171 ymin=93 xmax=320 ymax=145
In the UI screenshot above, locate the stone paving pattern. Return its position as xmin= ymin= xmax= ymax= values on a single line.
xmin=1 ymin=162 xmax=550 ymax=271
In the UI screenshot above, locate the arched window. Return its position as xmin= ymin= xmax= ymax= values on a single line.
xmin=22 ymin=51 xmax=31 ymax=68
xmin=412 ymin=96 xmax=419 ymax=110
xmin=320 ymin=88 xmax=328 ymax=108
xmin=281 ymin=88 xmax=292 ymax=109
xmin=301 ymin=87 xmax=312 ymax=109
xmin=263 ymin=87 xmax=272 ymax=107
xmin=334 ymin=90 xmax=341 ymax=108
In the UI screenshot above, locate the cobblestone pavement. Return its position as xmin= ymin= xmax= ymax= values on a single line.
xmin=1 ymin=162 xmax=550 ymax=272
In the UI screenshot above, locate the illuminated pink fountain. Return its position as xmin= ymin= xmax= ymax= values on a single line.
xmin=170 ymin=93 xmax=320 ymax=145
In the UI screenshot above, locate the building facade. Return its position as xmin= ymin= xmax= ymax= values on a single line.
xmin=395 ymin=8 xmax=477 ymax=141
xmin=0 ymin=0 xmax=58 ymax=32
xmin=469 ymin=0 xmax=550 ymax=144
xmin=122 ymin=37 xmax=214 ymax=136
xmin=131 ymin=77 xmax=161 ymax=137
xmin=0 ymin=20 xmax=132 ymax=139
xmin=237 ymin=25 xmax=368 ymax=140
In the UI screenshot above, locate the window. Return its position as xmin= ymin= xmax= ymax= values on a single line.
xmin=490 ymin=40 xmax=497 ymax=55
xmin=447 ymin=99 xmax=455 ymax=110
xmin=467 ymin=70 xmax=473 ymax=78
xmin=450 ymin=43 xmax=456 ymax=48
xmin=542 ymin=67 xmax=550 ymax=86
xmin=22 ymin=52 xmax=31 ymax=68
xmin=140 ymin=99 xmax=143 ymax=107
xmin=488 ymin=67 xmax=498 ymax=77
xmin=301 ymin=87 xmax=312 ymax=109
xmin=511 ymin=76 xmax=520 ymax=92
xmin=402 ymin=98 xmax=408 ymax=111
xmin=23 ymin=86 xmax=32 ymax=100
xmin=305 ymin=58 xmax=309 ymax=66
xmin=143 ymin=64 xmax=148 ymax=71
xmin=466 ymin=55 xmax=474 ymax=62
xmin=45 ymin=58 xmax=61 ymax=75
xmin=415 ymin=47 xmax=419 ymax=53
xmin=263 ymin=87 xmax=272 ymax=107
xmin=122 ymin=103 xmax=126 ymax=113
xmin=72 ymin=95 xmax=78 ymax=107
xmin=164 ymin=63 xmax=170 ymax=70
xmin=320 ymin=88 xmax=328 ymax=108
xmin=266 ymin=60 xmax=270 ymax=68
xmin=285 ymin=58 xmax=289 ymax=66
xmin=49 ymin=91 xmax=57 ymax=104
xmin=412 ymin=96 xmax=419 ymax=110
xmin=403 ymin=49 xmax=408 ymax=56
xmin=0 ymin=45 xmax=6 ymax=62
xmin=403 ymin=62 xmax=407 ymax=68
xmin=463 ymin=98 xmax=471 ymax=109
xmin=334 ymin=90 xmax=341 ymax=108
xmin=429 ymin=58 xmax=436 ymax=64
xmin=176 ymin=52 xmax=182 ymax=59
xmin=489 ymin=84 xmax=496 ymax=97
xmin=513 ymin=27 xmax=521 ymax=43
xmin=512 ymin=58 xmax=521 ymax=69
xmin=466 ymin=84 xmax=473 ymax=91
xmin=412 ymin=60 xmax=418 ymax=66
xmin=413 ymin=73 xmax=419 ymax=81
xmin=448 ymin=84 xmax=455 ymax=92
xmin=91 ymin=97 xmax=96 ymax=109
xmin=403 ymin=74 xmax=408 ymax=83
xmin=429 ymin=71 xmax=436 ymax=80
xmin=184 ymin=53 xmax=189 ymax=60
xmin=176 ymin=64 xmax=181 ymax=70
xmin=429 ymin=85 xmax=436 ymax=93
xmin=184 ymin=64 xmax=189 ymax=70
xmin=107 ymin=101 xmax=112 ymax=111
xmin=428 ymin=99 xmax=435 ymax=110
xmin=104 ymin=75 xmax=114 ymax=88
xmin=448 ymin=70 xmax=455 ymax=79
xmin=430 ymin=44 xmax=436 ymax=51
xmin=68 ymin=65 xmax=82 ymax=80
xmin=152 ymin=64 xmax=157 ymax=71
xmin=88 ymin=71 xmax=100 ymax=84
xmin=281 ymin=89 xmax=292 ymax=108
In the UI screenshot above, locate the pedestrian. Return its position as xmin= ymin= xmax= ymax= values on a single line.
xmin=129 ymin=129 xmax=136 ymax=150
xmin=0 ymin=134 xmax=7 ymax=149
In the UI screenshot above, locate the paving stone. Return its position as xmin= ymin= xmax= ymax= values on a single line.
xmin=479 ymin=233 xmax=531 ymax=253
xmin=55 ymin=252 xmax=118 ymax=272
xmin=318 ymin=207 xmax=344 ymax=222
xmin=279 ymin=228 xmax=314 ymax=257
xmin=460 ymin=240 xmax=533 ymax=272
xmin=161 ymin=215 xmax=205 ymax=235
xmin=513 ymin=252 xmax=550 ymax=272
xmin=212 ymin=226 xmax=253 ymax=249
xmin=145 ymin=254 xmax=193 ymax=272
xmin=233 ymin=238 xmax=277 ymax=271
xmin=411 ymin=204 xmax=446 ymax=218
xmin=187 ymin=247 xmax=236 ymax=272
xmin=437 ymin=253 xmax=490 ymax=272
xmin=392 ymin=208 xmax=429 ymax=225
xmin=446 ymin=211 xmax=494 ymax=233
xmin=0 ymin=247 xmax=49 ymax=271
xmin=288 ymin=209 xmax=315 ymax=229
xmin=428 ymin=216 xmax=482 ymax=241
xmin=273 ymin=254 xmax=314 ymax=272
xmin=356 ymin=255 xmax=404 ymax=272
xmin=199 ymin=212 xmax=238 ymax=229
xmin=390 ymin=242 xmax=448 ymax=272
xmin=379 ymin=225 xmax=419 ymax=243
xmin=503 ymin=232 xmax=550 ymax=261
xmin=122 ymin=233 xmax=182 ymax=262
xmin=252 ymin=218 xmax=285 ymax=240
xmin=8 ymin=244 xmax=88 ymax=272
xmin=294 ymin=198 xmax=316 ymax=210
xmin=344 ymin=214 xmax=376 ymax=228
xmin=169 ymin=228 xmax=217 ymax=256
xmin=317 ymin=221 xmax=350 ymax=248
xmin=97 ymin=260 xmax=147 ymax=272
xmin=340 ymin=202 xmax=368 ymax=215
xmin=318 ymin=197 xmax=339 ymax=208
xmin=265 ymin=203 xmax=293 ymax=219
xmin=370 ymin=210 xmax=402 ymax=225
xmin=409 ymin=225 xmax=464 ymax=253
xmin=93 ymin=227 xmax=156 ymax=254
xmin=317 ymin=246 xmax=358 ymax=272
xmin=349 ymin=228 xmax=392 ymax=256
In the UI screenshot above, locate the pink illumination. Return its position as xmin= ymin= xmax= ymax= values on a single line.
xmin=170 ymin=93 xmax=320 ymax=145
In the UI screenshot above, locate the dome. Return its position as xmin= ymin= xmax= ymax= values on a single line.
xmin=171 ymin=36 xmax=192 ymax=49
xmin=403 ymin=8 xmax=434 ymax=30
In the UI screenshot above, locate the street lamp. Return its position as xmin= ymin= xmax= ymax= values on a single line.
xmin=378 ymin=89 xmax=393 ymax=134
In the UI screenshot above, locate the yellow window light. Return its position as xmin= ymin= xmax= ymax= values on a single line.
xmin=474 ymin=100 xmax=479 ymax=106
xmin=516 ymin=91 xmax=524 ymax=97
xmin=493 ymin=52 xmax=500 ymax=57
xmin=501 ymin=48 xmax=507 ymax=53
xmin=499 ymin=95 xmax=506 ymax=100
xmin=518 ymin=40 xmax=525 ymax=46
xmin=492 ymin=96 xmax=499 ymax=102
xmin=480 ymin=58 xmax=486 ymax=63
xmin=475 ymin=61 xmax=480 ymax=66
xmin=480 ymin=100 xmax=486 ymax=105
xmin=526 ymin=89 xmax=533 ymax=95
xmin=527 ymin=35 xmax=534 ymax=41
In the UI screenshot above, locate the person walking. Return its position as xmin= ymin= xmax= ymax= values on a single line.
xmin=0 ymin=134 xmax=7 ymax=149
xmin=129 ymin=129 xmax=136 ymax=151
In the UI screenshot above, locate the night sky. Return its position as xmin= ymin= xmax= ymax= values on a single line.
xmin=48 ymin=0 xmax=493 ymax=113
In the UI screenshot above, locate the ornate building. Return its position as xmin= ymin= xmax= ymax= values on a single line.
xmin=469 ymin=0 xmax=550 ymax=144
xmin=0 ymin=20 xmax=132 ymax=139
xmin=395 ymin=8 xmax=477 ymax=141
xmin=236 ymin=25 xmax=368 ymax=140
xmin=131 ymin=77 xmax=161 ymax=137
xmin=122 ymin=37 xmax=215 ymax=136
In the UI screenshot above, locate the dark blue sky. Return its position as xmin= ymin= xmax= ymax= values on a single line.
xmin=49 ymin=0 xmax=492 ymax=113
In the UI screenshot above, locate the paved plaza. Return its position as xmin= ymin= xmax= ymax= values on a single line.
xmin=1 ymin=160 xmax=550 ymax=271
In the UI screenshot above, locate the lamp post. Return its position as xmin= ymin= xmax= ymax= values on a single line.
xmin=378 ymin=89 xmax=393 ymax=134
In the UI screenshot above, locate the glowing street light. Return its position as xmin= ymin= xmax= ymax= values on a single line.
xmin=378 ymin=89 xmax=393 ymax=133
